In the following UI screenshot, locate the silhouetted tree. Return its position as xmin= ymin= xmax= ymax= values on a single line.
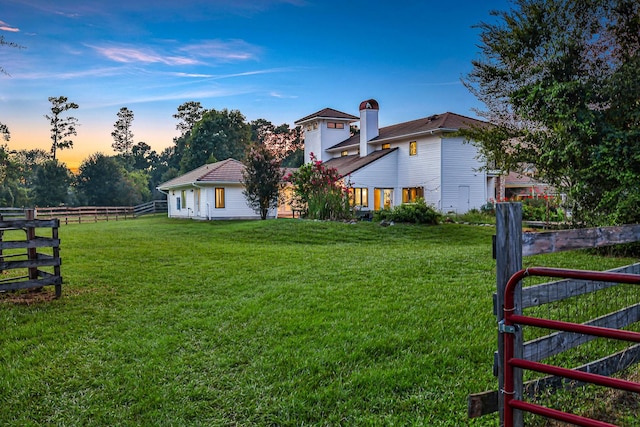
xmin=0 ymin=122 xmax=9 ymax=141
xmin=180 ymin=108 xmax=251 ymax=172
xmin=1 ymin=35 xmax=25 ymax=76
xmin=131 ymin=142 xmax=158 ymax=171
xmin=1 ymin=36 xmax=25 ymax=140
xmin=31 ymin=160 xmax=72 ymax=207
xmin=0 ymin=145 xmax=28 ymax=207
xmin=45 ymin=96 xmax=79 ymax=160
xmin=174 ymin=101 xmax=205 ymax=137
xmin=76 ymin=153 xmax=152 ymax=206
xmin=111 ymin=107 xmax=135 ymax=157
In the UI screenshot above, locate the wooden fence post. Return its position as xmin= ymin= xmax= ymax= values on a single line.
xmin=496 ymin=203 xmax=524 ymax=426
xmin=52 ymin=221 xmax=61 ymax=298
xmin=26 ymin=209 xmax=39 ymax=283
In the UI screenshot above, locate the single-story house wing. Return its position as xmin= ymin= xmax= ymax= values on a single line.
xmin=157 ymin=158 xmax=291 ymax=220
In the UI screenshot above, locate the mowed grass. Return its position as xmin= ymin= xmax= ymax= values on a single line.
xmin=0 ymin=216 xmax=635 ymax=426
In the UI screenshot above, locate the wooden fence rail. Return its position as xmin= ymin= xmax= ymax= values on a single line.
xmin=468 ymin=203 xmax=640 ymax=424
xmin=0 ymin=202 xmax=168 ymax=225
xmin=35 ymin=206 xmax=134 ymax=224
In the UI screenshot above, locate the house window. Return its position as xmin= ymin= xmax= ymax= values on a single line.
xmin=341 ymin=150 xmax=348 ymax=157
xmin=409 ymin=141 xmax=417 ymax=156
xmin=402 ymin=187 xmax=424 ymax=203
xmin=181 ymin=190 xmax=187 ymax=209
xmin=374 ymin=188 xmax=393 ymax=210
xmin=350 ymin=188 xmax=368 ymax=207
xmin=176 ymin=197 xmax=181 ymax=211
xmin=327 ymin=122 xmax=344 ymax=129
xmin=382 ymin=143 xmax=391 ymax=150
xmin=215 ymin=188 xmax=225 ymax=208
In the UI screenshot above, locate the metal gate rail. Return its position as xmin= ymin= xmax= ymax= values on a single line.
xmin=502 ymin=267 xmax=640 ymax=427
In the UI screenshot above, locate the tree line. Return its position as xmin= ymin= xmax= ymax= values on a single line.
xmin=0 ymin=98 xmax=303 ymax=208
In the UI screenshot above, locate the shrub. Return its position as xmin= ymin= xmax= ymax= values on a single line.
xmin=373 ymin=198 xmax=441 ymax=224
xmin=480 ymin=202 xmax=496 ymax=214
xmin=286 ymin=153 xmax=353 ymax=221
xmin=521 ymin=197 xmax=565 ymax=222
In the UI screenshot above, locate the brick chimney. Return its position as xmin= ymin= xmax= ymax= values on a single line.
xmin=359 ymin=99 xmax=379 ymax=157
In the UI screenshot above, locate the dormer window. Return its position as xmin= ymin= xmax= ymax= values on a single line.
xmin=327 ymin=122 xmax=344 ymax=129
xmin=382 ymin=143 xmax=391 ymax=150
xmin=341 ymin=150 xmax=348 ymax=157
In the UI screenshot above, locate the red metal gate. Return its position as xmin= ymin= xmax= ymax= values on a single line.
xmin=502 ymin=267 xmax=640 ymax=427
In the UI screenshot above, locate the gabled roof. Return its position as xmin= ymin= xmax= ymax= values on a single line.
xmin=327 ymin=112 xmax=486 ymax=151
xmin=295 ymin=108 xmax=359 ymax=125
xmin=157 ymin=158 xmax=295 ymax=190
xmin=157 ymin=158 xmax=245 ymax=190
xmin=323 ymin=148 xmax=398 ymax=177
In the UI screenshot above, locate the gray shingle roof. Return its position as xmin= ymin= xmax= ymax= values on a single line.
xmin=295 ymin=108 xmax=359 ymax=125
xmin=157 ymin=158 xmax=295 ymax=190
xmin=327 ymin=112 xmax=486 ymax=150
xmin=323 ymin=148 xmax=398 ymax=177
xmin=157 ymin=158 xmax=245 ymax=189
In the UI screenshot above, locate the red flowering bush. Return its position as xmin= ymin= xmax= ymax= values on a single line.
xmin=287 ymin=153 xmax=353 ymax=220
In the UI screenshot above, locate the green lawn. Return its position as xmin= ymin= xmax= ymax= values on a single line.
xmin=0 ymin=217 xmax=635 ymax=426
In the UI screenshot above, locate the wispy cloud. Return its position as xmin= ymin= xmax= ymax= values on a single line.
xmin=83 ymin=86 xmax=254 ymax=110
xmin=0 ymin=20 xmax=20 ymax=32
xmin=165 ymin=68 xmax=296 ymax=83
xmin=269 ymin=92 xmax=298 ymax=99
xmin=172 ymin=72 xmax=215 ymax=78
xmin=14 ymin=67 xmax=126 ymax=80
xmin=89 ymin=45 xmax=199 ymax=66
xmin=179 ymin=39 xmax=261 ymax=62
xmin=88 ymin=39 xmax=261 ymax=67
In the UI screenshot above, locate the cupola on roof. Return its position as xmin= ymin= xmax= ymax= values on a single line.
xmin=359 ymin=99 xmax=379 ymax=110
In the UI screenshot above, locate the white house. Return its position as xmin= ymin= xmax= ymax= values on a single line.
xmin=295 ymin=99 xmax=499 ymax=213
xmin=157 ymin=158 xmax=287 ymax=220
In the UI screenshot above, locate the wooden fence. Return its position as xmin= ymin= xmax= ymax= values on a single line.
xmin=133 ymin=200 xmax=168 ymax=216
xmin=0 ymin=209 xmax=62 ymax=297
xmin=35 ymin=206 xmax=134 ymax=224
xmin=0 ymin=201 xmax=168 ymax=225
xmin=468 ymin=202 xmax=640 ymax=424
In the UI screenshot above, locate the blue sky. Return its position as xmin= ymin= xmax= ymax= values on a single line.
xmin=0 ymin=0 xmax=510 ymax=169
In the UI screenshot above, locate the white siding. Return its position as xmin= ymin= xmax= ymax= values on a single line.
xmin=303 ymin=119 xmax=351 ymax=163
xmin=349 ymin=150 xmax=398 ymax=208
xmin=440 ymin=136 xmax=487 ymax=213
xmin=166 ymin=187 xmax=196 ymax=219
xmin=166 ymin=183 xmax=274 ymax=220
xmin=204 ymin=184 xmax=270 ymax=220
xmin=395 ymin=135 xmax=442 ymax=209
xmin=303 ymin=126 xmax=322 ymax=163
